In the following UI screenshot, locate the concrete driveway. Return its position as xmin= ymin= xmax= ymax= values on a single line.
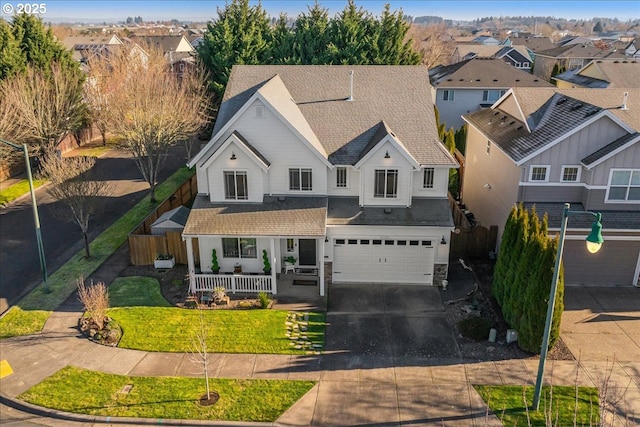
xmin=325 ymin=284 xmax=461 ymax=358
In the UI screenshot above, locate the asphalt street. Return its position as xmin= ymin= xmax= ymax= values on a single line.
xmin=0 ymin=144 xmax=189 ymax=313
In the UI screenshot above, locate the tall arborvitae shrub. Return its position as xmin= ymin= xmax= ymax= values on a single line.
xmin=492 ymin=205 xmax=518 ymax=306
xmin=502 ymin=205 xmax=529 ymax=325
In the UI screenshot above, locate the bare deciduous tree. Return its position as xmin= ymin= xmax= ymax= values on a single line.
xmin=189 ymin=305 xmax=216 ymax=403
xmin=88 ymin=48 xmax=210 ymax=202
xmin=0 ymin=79 xmax=28 ymax=167
xmin=0 ymin=64 xmax=87 ymax=160
xmin=41 ymin=155 xmax=114 ymax=258
xmin=77 ymin=277 xmax=109 ymax=331
xmin=407 ymin=24 xmax=454 ymax=69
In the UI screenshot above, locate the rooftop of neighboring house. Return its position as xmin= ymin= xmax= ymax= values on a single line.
xmin=554 ymin=60 xmax=640 ymax=88
xmin=506 ymin=35 xmax=555 ymax=52
xmin=213 ymin=65 xmax=457 ymax=167
xmin=463 ymin=87 xmax=640 ymax=162
xmin=535 ymin=43 xmax=625 ymax=59
xmin=453 ymin=44 xmax=532 ymax=61
xmin=129 ymin=35 xmax=193 ymax=53
xmin=62 ymin=34 xmax=122 ymax=50
xmin=429 ymin=58 xmax=553 ymax=89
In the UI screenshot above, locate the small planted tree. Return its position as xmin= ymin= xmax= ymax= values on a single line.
xmin=262 ymin=249 xmax=271 ymax=274
xmin=211 ymin=249 xmax=220 ymax=273
xmin=189 ymin=306 xmax=219 ymax=406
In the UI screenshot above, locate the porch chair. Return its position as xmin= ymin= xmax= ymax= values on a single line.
xmin=284 ymin=261 xmax=295 ymax=274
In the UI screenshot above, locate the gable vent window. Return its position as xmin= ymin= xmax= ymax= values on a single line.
xmin=255 ymin=106 xmax=264 ymax=118
xmin=289 ymin=168 xmax=312 ymax=191
xmin=423 ymin=167 xmax=434 ymax=189
xmin=336 ymin=167 xmax=347 ymax=188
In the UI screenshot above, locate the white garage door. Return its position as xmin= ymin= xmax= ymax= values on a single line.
xmin=332 ymin=238 xmax=435 ymax=284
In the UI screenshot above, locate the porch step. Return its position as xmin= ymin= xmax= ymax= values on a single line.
xmin=295 ymin=268 xmax=318 ymax=275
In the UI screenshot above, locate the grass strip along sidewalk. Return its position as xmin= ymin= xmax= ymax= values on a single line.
xmin=0 ymin=167 xmax=194 ymax=339
xmin=0 ymin=179 xmax=46 ymax=206
xmin=19 ymin=366 xmax=316 ymax=422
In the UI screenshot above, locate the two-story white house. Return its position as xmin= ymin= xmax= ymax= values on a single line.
xmin=461 ymin=87 xmax=640 ymax=286
xmin=183 ymin=65 xmax=458 ymax=296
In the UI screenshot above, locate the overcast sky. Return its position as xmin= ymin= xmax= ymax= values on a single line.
xmin=1 ymin=0 xmax=638 ymax=22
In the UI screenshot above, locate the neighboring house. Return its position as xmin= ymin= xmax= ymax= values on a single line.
xmin=62 ymin=34 xmax=123 ymax=67
xmin=130 ymin=34 xmax=195 ymax=76
xmin=429 ymin=58 xmax=553 ymax=128
xmin=450 ymin=44 xmax=533 ymax=71
xmin=473 ymin=35 xmax=501 ymax=45
xmin=501 ymin=35 xmax=555 ymax=63
xmin=532 ymin=44 xmax=625 ymax=81
xmin=183 ymin=65 xmax=458 ymax=296
xmin=625 ymin=38 xmax=640 ymax=59
xmin=461 ymin=87 xmax=640 ymax=286
xmin=554 ymin=60 xmax=640 ymax=89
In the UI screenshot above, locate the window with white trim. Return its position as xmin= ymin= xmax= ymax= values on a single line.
xmin=289 ymin=168 xmax=312 ymax=191
xmin=374 ymin=169 xmax=398 ymax=198
xmin=482 ymin=90 xmax=506 ymax=102
xmin=224 ymin=171 xmax=248 ymax=200
xmin=286 ymin=238 xmax=294 ymax=252
xmin=443 ymin=90 xmax=454 ymax=101
xmin=530 ymin=166 xmax=549 ymax=182
xmin=561 ymin=166 xmax=580 ymax=182
xmin=336 ymin=167 xmax=347 ymax=188
xmin=423 ymin=167 xmax=434 ymax=188
xmin=222 ymin=238 xmax=257 ymax=258
xmin=607 ymin=169 xmax=640 ymax=201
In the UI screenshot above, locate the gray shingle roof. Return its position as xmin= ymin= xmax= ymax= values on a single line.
xmin=535 ymin=44 xmax=622 ymax=59
xmin=429 ymin=58 xmax=552 ymax=89
xmin=581 ymin=132 xmax=640 ymax=165
xmin=327 ymin=197 xmax=454 ymax=227
xmin=554 ymin=61 xmax=640 ymax=88
xmin=215 ymin=65 xmax=456 ymax=167
xmin=183 ymin=195 xmax=327 ymax=237
xmin=524 ymin=203 xmax=640 ymax=231
xmin=232 ymin=131 xmax=270 ymax=167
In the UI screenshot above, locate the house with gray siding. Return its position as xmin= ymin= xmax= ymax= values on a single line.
xmin=183 ymin=65 xmax=458 ymax=296
xmin=429 ymin=58 xmax=553 ymax=128
xmin=461 ymin=87 xmax=640 ymax=286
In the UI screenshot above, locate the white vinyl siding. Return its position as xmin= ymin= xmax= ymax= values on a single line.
xmin=222 ymin=238 xmax=257 ymax=259
xmin=530 ymin=165 xmax=549 ymax=182
xmin=606 ymin=169 xmax=640 ymax=202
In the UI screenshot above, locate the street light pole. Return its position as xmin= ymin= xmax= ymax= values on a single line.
xmin=1 ymin=139 xmax=49 ymax=293
xmin=532 ymin=202 xmax=603 ymax=410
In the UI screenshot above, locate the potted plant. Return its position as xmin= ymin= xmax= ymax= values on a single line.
xmin=154 ymin=254 xmax=175 ymax=269
xmin=283 ymin=255 xmax=297 ymax=264
xmin=262 ymin=250 xmax=271 ymax=275
xmin=234 ymin=262 xmax=242 ymax=274
xmin=211 ymin=249 xmax=220 ymax=274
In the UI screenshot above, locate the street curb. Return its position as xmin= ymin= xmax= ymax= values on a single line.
xmin=0 ymin=392 xmax=282 ymax=426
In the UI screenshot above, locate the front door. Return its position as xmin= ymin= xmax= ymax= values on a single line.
xmin=299 ymin=239 xmax=317 ymax=266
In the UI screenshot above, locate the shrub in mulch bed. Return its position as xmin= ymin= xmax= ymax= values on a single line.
xmin=457 ymin=317 xmax=492 ymax=341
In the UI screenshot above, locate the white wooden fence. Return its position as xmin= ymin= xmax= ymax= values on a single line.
xmin=193 ymin=273 xmax=275 ymax=294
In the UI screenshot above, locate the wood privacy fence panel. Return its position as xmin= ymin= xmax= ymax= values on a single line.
xmin=128 ymin=173 xmax=198 ymax=265
xmin=448 ymin=193 xmax=498 ymax=259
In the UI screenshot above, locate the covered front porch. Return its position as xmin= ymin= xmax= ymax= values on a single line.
xmin=182 ymin=195 xmax=328 ymax=297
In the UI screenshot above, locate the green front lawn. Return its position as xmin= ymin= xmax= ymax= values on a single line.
xmin=111 ymin=307 xmax=325 ymax=354
xmin=0 ymin=178 xmax=46 ymax=206
xmin=109 ymin=276 xmax=172 ymax=307
xmin=20 ymin=366 xmax=315 ymax=422
xmin=0 ymin=307 xmax=51 ymax=339
xmin=475 ymin=385 xmax=599 ymax=426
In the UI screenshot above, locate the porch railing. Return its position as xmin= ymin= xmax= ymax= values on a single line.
xmin=193 ymin=273 xmax=274 ymax=294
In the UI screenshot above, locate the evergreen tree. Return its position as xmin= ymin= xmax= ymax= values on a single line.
xmin=197 ymin=0 xmax=272 ymax=97
xmin=492 ymin=205 xmax=518 ymax=306
xmin=444 ymin=127 xmax=456 ymax=154
xmin=454 ymin=125 xmax=467 ymax=154
xmin=0 ymin=18 xmax=26 ymax=79
xmin=370 ymin=4 xmax=422 ymax=65
xmin=290 ymin=2 xmax=331 ymax=64
xmin=10 ymin=14 xmax=77 ymax=74
xmin=271 ymin=14 xmax=294 ymax=64
xmin=502 ymin=205 xmax=529 ymax=325
xmin=326 ymin=0 xmax=374 ymax=64
xmin=593 ymin=21 xmax=603 ymax=33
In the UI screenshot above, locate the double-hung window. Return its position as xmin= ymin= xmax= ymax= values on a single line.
xmin=336 ymin=167 xmax=347 ymax=188
xmin=289 ymin=168 xmax=312 ymax=191
xmin=443 ymin=90 xmax=454 ymax=101
xmin=423 ymin=167 xmax=434 ymax=189
xmin=530 ymin=166 xmax=549 ymax=182
xmin=607 ymin=169 xmax=640 ymax=201
xmin=374 ymin=169 xmax=398 ymax=198
xmin=482 ymin=90 xmax=506 ymax=102
xmin=224 ymin=171 xmax=248 ymax=200
xmin=222 ymin=238 xmax=257 ymax=258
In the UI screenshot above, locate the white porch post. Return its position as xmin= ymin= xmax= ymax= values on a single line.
xmin=319 ymin=237 xmax=325 ymax=296
xmin=185 ymin=236 xmax=196 ymax=293
xmin=270 ymin=238 xmax=277 ymax=294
